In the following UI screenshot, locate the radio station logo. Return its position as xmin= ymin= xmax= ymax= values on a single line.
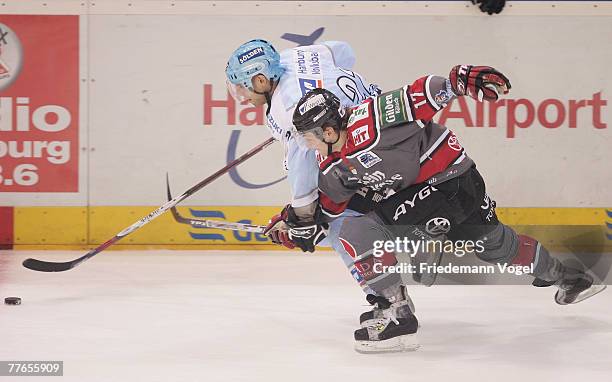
xmin=0 ymin=22 xmax=23 ymax=91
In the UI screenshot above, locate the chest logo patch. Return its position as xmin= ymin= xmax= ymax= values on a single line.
xmin=356 ymin=151 xmax=382 ymax=168
xmin=351 ymin=125 xmax=370 ymax=146
xmin=348 ymin=103 xmax=370 ymax=126
xmin=376 ymin=88 xmax=409 ymax=128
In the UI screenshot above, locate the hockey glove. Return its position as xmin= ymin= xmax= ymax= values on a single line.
xmin=287 ymin=223 xmax=329 ymax=253
xmin=263 ymin=205 xmax=296 ymax=249
xmin=471 ymin=0 xmax=506 ymax=15
xmin=284 ymin=205 xmax=329 ymax=253
xmin=449 ymin=65 xmax=511 ymax=102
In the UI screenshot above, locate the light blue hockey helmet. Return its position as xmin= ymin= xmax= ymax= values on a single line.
xmin=225 ymin=39 xmax=284 ymax=100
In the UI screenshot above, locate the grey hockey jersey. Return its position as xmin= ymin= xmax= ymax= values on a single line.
xmin=316 ymin=75 xmax=474 ymax=217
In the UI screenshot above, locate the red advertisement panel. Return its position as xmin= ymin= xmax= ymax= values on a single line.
xmin=0 ymin=206 xmax=13 ymax=249
xmin=0 ymin=15 xmax=79 ymax=192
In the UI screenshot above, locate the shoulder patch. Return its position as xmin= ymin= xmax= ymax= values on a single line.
xmin=376 ymin=88 xmax=410 ymax=128
xmin=434 ymin=89 xmax=452 ymax=105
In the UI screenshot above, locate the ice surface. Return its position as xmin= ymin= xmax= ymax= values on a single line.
xmin=1 ymin=250 xmax=611 ymax=382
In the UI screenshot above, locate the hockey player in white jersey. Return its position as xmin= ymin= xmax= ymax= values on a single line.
xmin=225 ymin=39 xmax=382 ymax=290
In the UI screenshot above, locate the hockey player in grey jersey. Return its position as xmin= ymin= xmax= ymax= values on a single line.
xmin=290 ymin=65 xmax=606 ymax=353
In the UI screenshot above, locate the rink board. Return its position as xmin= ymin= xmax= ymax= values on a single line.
xmin=1 ymin=2 xmax=611 ymax=249
xmin=0 ymin=206 xmax=610 ymax=253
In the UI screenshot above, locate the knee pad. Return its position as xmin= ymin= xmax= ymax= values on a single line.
xmin=476 ymin=223 xmax=518 ymax=264
xmin=338 ymin=215 xmax=401 ymax=293
xmin=510 ymin=234 xmax=561 ymax=284
xmin=477 ymin=223 xmax=547 ymax=270
xmin=513 ymin=234 xmax=542 ymax=266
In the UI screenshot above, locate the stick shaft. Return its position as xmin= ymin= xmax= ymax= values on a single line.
xmin=22 ymin=137 xmax=276 ymax=272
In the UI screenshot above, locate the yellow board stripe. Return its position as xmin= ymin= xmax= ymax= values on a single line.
xmin=12 ymin=206 xmax=612 ymax=252
xmin=496 ymin=208 xmax=608 ymax=225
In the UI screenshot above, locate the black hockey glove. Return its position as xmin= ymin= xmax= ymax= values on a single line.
xmin=288 ymin=224 xmax=328 ymax=253
xmin=449 ymin=65 xmax=511 ymax=102
xmin=285 ymin=206 xmax=328 ymax=253
xmin=471 ymin=0 xmax=505 ymax=15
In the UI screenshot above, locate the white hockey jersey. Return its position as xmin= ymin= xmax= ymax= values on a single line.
xmin=266 ymin=41 xmax=379 ymax=207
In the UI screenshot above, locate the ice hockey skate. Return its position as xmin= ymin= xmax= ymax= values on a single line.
xmin=354 ymin=288 xmax=420 ymax=353
xmin=555 ymin=270 xmax=607 ymax=305
xmin=359 ymin=287 xmax=416 ymax=328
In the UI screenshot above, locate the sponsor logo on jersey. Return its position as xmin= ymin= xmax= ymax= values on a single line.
xmin=351 ymin=125 xmax=370 ymax=145
xmin=480 ymin=194 xmax=496 ymax=222
xmin=0 ymin=23 xmax=23 ymax=91
xmin=434 ymin=89 xmax=452 ymax=105
xmin=298 ymin=78 xmax=323 ymax=95
xmin=266 ymin=114 xmax=284 ymax=138
xmin=238 ymin=47 xmax=265 ymax=64
xmin=393 ymin=185 xmax=439 ymax=222
xmin=412 ymin=227 xmax=432 ymax=240
xmin=425 ymin=217 xmax=451 ymax=235
xmin=376 ymin=89 xmax=409 ymax=128
xmin=360 ymin=171 xmax=402 ymax=192
xmin=356 ymin=151 xmax=382 ymax=168
xmin=350 ymin=268 xmax=364 ymax=284
xmin=447 ymin=135 xmax=462 ymax=151
xmin=348 ymin=103 xmax=369 ymax=126
xmin=296 ymin=50 xmax=321 ymax=76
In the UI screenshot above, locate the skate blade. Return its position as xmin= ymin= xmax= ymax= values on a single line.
xmin=354 ymin=334 xmax=420 ymax=354
xmin=556 ymin=284 xmax=607 ymax=305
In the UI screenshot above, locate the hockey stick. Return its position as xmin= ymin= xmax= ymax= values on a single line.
xmin=166 ymin=175 xmax=265 ymax=233
xmin=22 ymin=137 xmax=276 ymax=272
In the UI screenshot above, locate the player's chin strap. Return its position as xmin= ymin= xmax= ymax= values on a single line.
xmin=253 ymin=80 xmax=275 ymax=115
xmin=263 ymin=91 xmax=272 ymax=115
xmin=326 ymin=126 xmax=342 ymax=156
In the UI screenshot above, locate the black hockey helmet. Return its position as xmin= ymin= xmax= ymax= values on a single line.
xmin=292 ymin=88 xmax=345 ymax=139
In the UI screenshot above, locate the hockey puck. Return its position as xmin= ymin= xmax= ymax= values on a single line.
xmin=4 ymin=297 xmax=21 ymax=305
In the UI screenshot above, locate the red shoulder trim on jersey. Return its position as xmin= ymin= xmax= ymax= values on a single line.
xmin=319 ymin=192 xmax=350 ymax=217
xmin=414 ymin=129 xmax=464 ymax=184
xmin=318 ymin=151 xmax=342 ymax=175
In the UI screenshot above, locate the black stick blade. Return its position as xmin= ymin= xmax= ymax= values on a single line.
xmin=166 ymin=174 xmax=192 ymax=225
xmin=22 ymin=258 xmax=76 ymax=272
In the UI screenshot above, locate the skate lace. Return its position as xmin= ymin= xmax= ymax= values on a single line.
xmin=383 ymin=307 xmax=400 ymax=326
xmin=366 ymin=306 xmax=399 ymax=330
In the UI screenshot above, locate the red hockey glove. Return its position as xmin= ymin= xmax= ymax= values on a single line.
xmin=263 ymin=205 xmax=296 ymax=249
xmin=449 ymin=65 xmax=511 ymax=102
